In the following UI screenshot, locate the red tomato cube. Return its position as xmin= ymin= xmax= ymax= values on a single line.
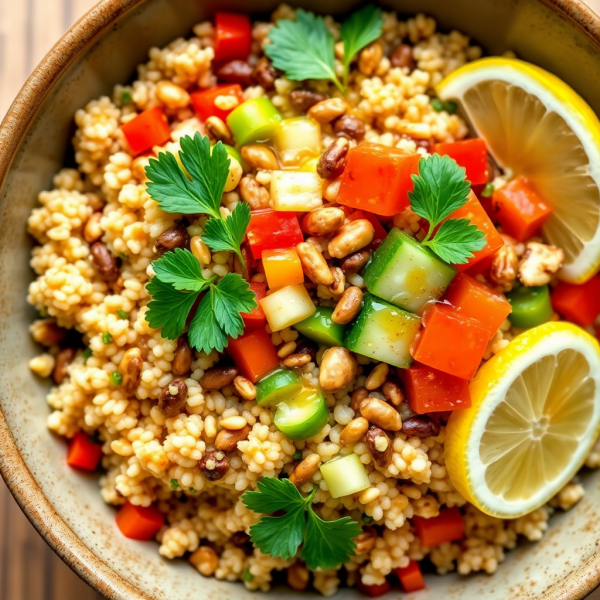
xmin=411 ymin=304 xmax=489 ymax=380
xmin=403 ymin=363 xmax=471 ymax=414
xmin=241 ymin=282 xmax=267 ymax=331
xmin=116 ymin=502 xmax=165 ymax=541
xmin=551 ymin=277 xmax=600 ymax=326
xmin=227 ymin=328 xmax=280 ymax=382
xmin=491 ymin=176 xmax=553 ymax=242
xmin=190 ymin=84 xmax=244 ymax=122
xmin=66 ymin=432 xmax=103 ymax=471
xmin=337 ymin=143 xmax=420 ymax=217
xmin=444 ymin=273 xmax=512 ymax=338
xmin=413 ymin=507 xmax=464 ymax=547
xmin=435 ymin=138 xmax=489 ymax=185
xmin=357 ymin=579 xmax=391 ymax=598
xmin=121 ymin=107 xmax=171 ymax=155
xmin=246 ymin=209 xmax=304 ymax=260
xmin=214 ymin=13 xmax=252 ymax=62
xmin=395 ymin=561 xmax=425 ymax=593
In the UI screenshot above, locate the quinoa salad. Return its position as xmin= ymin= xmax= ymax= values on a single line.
xmin=25 ymin=4 xmax=600 ymax=597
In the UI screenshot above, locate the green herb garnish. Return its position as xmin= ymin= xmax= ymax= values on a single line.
xmin=189 ymin=487 xmax=196 ymax=494
xmin=445 ymin=100 xmax=458 ymax=114
xmin=265 ymin=5 xmax=383 ymax=94
xmin=121 ymin=89 xmax=133 ymax=105
xmin=242 ymin=477 xmax=361 ymax=571
xmin=82 ymin=348 xmax=92 ymax=362
xmin=243 ymin=569 xmax=254 ymax=582
xmin=146 ymin=248 xmax=256 ymax=353
xmin=293 ymin=450 xmax=303 ymax=461
xmin=362 ymin=514 xmax=374 ymax=525
xmin=116 ymin=310 xmax=129 ymax=320
xmin=101 ymin=332 xmax=113 ymax=344
xmin=170 ymin=479 xmax=180 ymax=490
xmin=430 ymin=98 xmax=445 ymax=112
xmin=110 ymin=372 xmax=122 ymax=386
xmin=481 ymin=182 xmax=495 ymax=198
xmin=408 ymin=154 xmax=487 ymax=264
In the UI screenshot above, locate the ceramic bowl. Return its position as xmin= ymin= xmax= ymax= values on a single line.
xmin=2 ymin=0 xmax=600 ymax=598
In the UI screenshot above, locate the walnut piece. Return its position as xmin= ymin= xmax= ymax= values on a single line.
xmin=518 ymin=242 xmax=564 ymax=287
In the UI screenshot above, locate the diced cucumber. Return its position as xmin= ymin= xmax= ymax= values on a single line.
xmin=507 ymin=285 xmax=553 ymax=329
xmin=256 ymin=368 xmax=303 ymax=407
xmin=270 ymin=171 xmax=323 ymax=212
xmin=345 ymin=293 xmax=421 ymax=368
xmin=320 ymin=454 xmax=371 ymax=498
xmin=275 ymin=117 xmax=322 ymax=167
xmin=294 ymin=307 xmax=347 ymax=347
xmin=363 ymin=228 xmax=456 ymax=314
xmin=274 ymin=388 xmax=329 ymax=441
xmin=260 ymin=284 xmax=316 ymax=332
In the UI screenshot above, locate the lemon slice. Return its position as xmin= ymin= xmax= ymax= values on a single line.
xmin=445 ymin=322 xmax=600 ymax=518
xmin=437 ymin=57 xmax=600 ymax=283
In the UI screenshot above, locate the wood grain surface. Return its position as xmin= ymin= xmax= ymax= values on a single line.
xmin=2 ymin=0 xmax=600 ymax=599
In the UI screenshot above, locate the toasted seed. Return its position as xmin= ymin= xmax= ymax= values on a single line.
xmin=155 ymin=81 xmax=190 ymax=109
xmin=340 ymin=250 xmax=371 ymax=274
xmin=190 ymin=236 xmax=212 ymax=265
xmin=283 ymin=353 xmax=312 ymax=369
xmin=382 ymin=379 xmax=404 ymax=406
xmin=219 ymin=416 xmax=248 ymax=430
xmin=200 ymin=366 xmax=238 ymax=390
xmin=365 ymin=425 xmax=393 ymax=467
xmin=358 ymin=41 xmax=383 ymax=76
xmin=90 ymin=242 xmax=119 ymax=282
xmin=350 ymin=388 xmax=369 ymax=412
xmin=340 ymin=417 xmax=369 ymax=446
xmin=317 ymin=137 xmax=349 ymax=180
xmin=204 ymin=415 xmax=218 ymax=439
xmin=199 ymin=450 xmax=230 ymax=481
xmin=358 ymin=488 xmax=381 ymax=505
xmin=332 ymin=286 xmax=363 ymax=324
xmin=277 ymin=341 xmax=297 ymax=358
xmin=119 ymin=348 xmax=143 ymax=394
xmin=190 ymin=546 xmax=219 ymax=576
xmin=329 ymin=267 xmax=346 ymax=295
xmin=289 ymin=89 xmax=327 ymax=112
xmin=215 ymin=425 xmax=252 ymax=452
xmin=319 ymin=347 xmax=358 ymax=392
xmin=233 ymin=376 xmax=257 ymax=401
xmin=302 ymin=207 xmax=346 ymax=237
xmin=83 ymin=212 xmax=103 ymax=244
xmin=329 ymin=219 xmax=375 ymax=259
xmin=241 ymin=144 xmax=279 ymax=171
xmin=239 ymin=176 xmax=271 ymax=210
xmin=158 ymin=379 xmax=188 ymax=417
xmin=172 ymin=337 xmax=193 ymax=376
xmin=205 ymin=116 xmax=233 ymax=145
xmin=365 ymin=363 xmax=389 ymax=391
xmin=354 ymin=526 xmax=378 ymax=554
xmin=52 ymin=347 xmax=76 ymax=384
xmin=360 ymin=397 xmax=402 ymax=431
xmin=155 ymin=224 xmax=189 ymax=254
xmin=333 ymin=114 xmax=366 ymax=140
xmin=401 ymin=415 xmax=440 ymax=438
xmin=296 ymin=242 xmax=334 ymax=286
xmin=308 ymin=98 xmax=348 ymax=123
xmin=289 ymin=453 xmax=322 ymax=487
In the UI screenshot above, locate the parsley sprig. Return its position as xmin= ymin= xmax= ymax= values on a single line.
xmin=265 ymin=5 xmax=383 ymax=94
xmin=146 ymin=248 xmax=256 ymax=353
xmin=145 ymin=133 xmax=251 ymax=277
xmin=409 ymin=154 xmax=487 ymax=264
xmin=242 ymin=477 xmax=362 ymax=571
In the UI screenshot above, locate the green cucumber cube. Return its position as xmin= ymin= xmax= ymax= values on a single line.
xmin=256 ymin=368 xmax=303 ymax=407
xmin=363 ymin=228 xmax=456 ymax=314
xmin=294 ymin=307 xmax=347 ymax=347
xmin=344 ymin=293 xmax=421 ymax=368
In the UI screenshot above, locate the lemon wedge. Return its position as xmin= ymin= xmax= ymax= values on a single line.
xmin=437 ymin=57 xmax=600 ymax=283
xmin=445 ymin=322 xmax=600 ymax=518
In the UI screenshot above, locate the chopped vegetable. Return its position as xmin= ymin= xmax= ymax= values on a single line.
xmin=227 ymin=327 xmax=280 ymax=382
xmin=363 ymin=228 xmax=456 ymax=314
xmin=121 ymin=107 xmax=171 ymax=155
xmin=110 ymin=372 xmax=122 ymax=386
xmin=82 ymin=348 xmax=92 ymax=362
xmin=102 ymin=332 xmax=113 ymax=344
xmin=481 ymin=182 xmax=495 ymax=198
xmin=444 ymin=272 xmax=512 ymax=337
xmin=256 ymin=368 xmax=303 ymax=407
xmin=116 ymin=501 xmax=165 ymax=541
xmin=491 ymin=176 xmax=553 ymax=242
xmin=345 ymin=293 xmax=421 ymax=368
xmin=66 ymin=432 xmax=103 ymax=471
xmin=246 ymin=209 xmax=304 ymax=260
xmin=507 ymin=285 xmax=553 ymax=329
xmin=241 ymin=282 xmax=267 ymax=331
xmin=190 ymin=84 xmax=243 ymax=122
xmin=214 ymin=13 xmax=252 ymax=62
xmin=345 ymin=209 xmax=388 ymax=250
xmin=294 ymin=307 xmax=347 ymax=347
xmin=227 ymin=97 xmax=282 ymax=146
xmin=411 ymin=303 xmax=489 ymax=380
xmin=274 ymin=388 xmax=329 ymax=440
xmin=357 ymin=580 xmax=392 ymax=598
xmin=551 ymin=277 xmax=600 ymax=326
xmin=320 ymin=454 xmax=371 ymax=498
xmin=430 ymin=98 xmax=445 ymax=112
xmin=270 ymin=171 xmax=323 ymax=212
xmin=396 ymin=561 xmax=426 ymax=592
xmin=337 ymin=143 xmax=420 ymax=217
xmin=262 ymin=247 xmax=304 ymax=290
xmin=413 ymin=507 xmax=464 ymax=547
xmin=260 ymin=283 xmax=316 ymax=332
xmin=116 ymin=309 xmax=129 ymax=319
xmin=435 ymin=138 xmax=489 ymax=185
xmin=403 ymin=363 xmax=471 ymax=414
xmin=275 ymin=117 xmax=322 ymax=167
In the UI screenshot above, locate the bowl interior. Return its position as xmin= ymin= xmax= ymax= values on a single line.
xmin=2 ymin=0 xmax=600 ymax=599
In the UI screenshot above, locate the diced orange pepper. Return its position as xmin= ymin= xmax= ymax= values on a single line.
xmin=241 ymin=282 xmax=266 ymax=331
xmin=262 ymin=247 xmax=304 ymax=289
xmin=435 ymin=138 xmax=489 ymax=185
xmin=411 ymin=304 xmax=489 ymax=380
xmin=337 ymin=143 xmax=420 ymax=217
xmin=403 ymin=363 xmax=471 ymax=414
xmin=413 ymin=507 xmax=464 ymax=547
xmin=395 ymin=561 xmax=426 ymax=592
xmin=491 ymin=176 xmax=553 ymax=242
xmin=190 ymin=84 xmax=244 ymax=122
xmin=121 ymin=107 xmax=171 ymax=155
xmin=443 ymin=273 xmax=512 ymax=338
xmin=227 ymin=328 xmax=280 ymax=382
xmin=551 ymin=277 xmax=600 ymax=326
xmin=66 ymin=432 xmax=103 ymax=471
xmin=116 ymin=502 xmax=165 ymax=541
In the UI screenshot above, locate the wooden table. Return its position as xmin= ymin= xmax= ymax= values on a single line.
xmin=2 ymin=0 xmax=600 ymax=598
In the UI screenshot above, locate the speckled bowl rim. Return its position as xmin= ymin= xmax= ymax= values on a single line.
xmin=1 ymin=0 xmax=600 ymax=598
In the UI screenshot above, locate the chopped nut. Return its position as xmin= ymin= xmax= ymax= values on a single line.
xmin=158 ymin=379 xmax=188 ymax=417
xmin=294 ymin=339 xmax=317 ymax=361
xmin=360 ymin=397 xmax=402 ymax=431
xmin=490 ymin=244 xmax=519 ymax=291
xmin=283 ymin=353 xmax=312 ymax=369
xmin=277 ymin=341 xmax=297 ymax=358
xmin=172 ymin=337 xmax=193 ymax=376
xmin=190 ymin=546 xmax=219 ymax=576
xmin=155 ymin=81 xmax=190 ymax=109
xmin=329 ymin=266 xmax=346 ymax=295
xmin=90 ymin=242 xmax=119 ymax=282
xmin=302 ymin=207 xmax=345 ymax=236
xmin=289 ymin=89 xmax=327 ymax=112
xmin=340 ymin=250 xmax=371 ymax=274
xmin=296 ymin=242 xmax=334 ymax=285
xmin=233 ymin=376 xmax=256 ymax=401
xmin=254 ymin=57 xmax=279 ymax=90
xmin=215 ymin=425 xmax=252 ymax=452
xmin=358 ymin=489 xmax=381 ymax=506
xmin=308 ymin=98 xmax=348 ymax=123
xmin=241 ymin=144 xmax=279 ymax=171
xmin=214 ymin=94 xmax=239 ymax=111
xmin=358 ymin=41 xmax=383 ymax=75
xmin=390 ymin=44 xmax=416 ymax=69
xmin=200 ymin=366 xmax=238 ymax=390
xmin=289 ymin=453 xmax=322 ymax=487
xmin=333 ymin=114 xmax=366 ymax=140
xmin=365 ymin=425 xmax=393 ymax=467
xmin=155 ymin=224 xmax=189 ymax=254
xmin=329 ymin=219 xmax=375 ymax=258
xmin=518 ymin=241 xmax=565 ymax=287
xmin=317 ymin=137 xmax=348 ymax=180
xmin=354 ymin=526 xmax=378 ymax=554
xmin=119 ymin=348 xmax=143 ymax=394
xmin=205 ymin=116 xmax=233 ymax=145
xmin=365 ymin=363 xmax=389 ymax=391
xmin=199 ymin=450 xmax=230 ymax=481
xmin=216 ymin=60 xmax=255 ymax=86
xmin=382 ymin=380 xmax=404 ymax=406
xmin=401 ymin=415 xmax=440 ymax=438
xmin=83 ymin=212 xmax=103 ymax=244
xmin=339 ymin=417 xmax=369 ymax=446
xmin=239 ymin=176 xmax=271 ymax=209
xmin=190 ymin=235 xmax=212 ymax=266
xmin=332 ymin=286 xmax=363 ymax=324
xmin=31 ymin=319 xmax=66 ymax=346
xmin=350 ymin=388 xmax=369 ymax=412
xmin=319 ymin=347 xmax=358 ymax=392
xmin=219 ymin=415 xmax=248 ymax=430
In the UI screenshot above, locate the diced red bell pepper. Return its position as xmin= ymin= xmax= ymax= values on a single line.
xmin=357 ymin=579 xmax=391 ymax=598
xmin=190 ymin=84 xmax=244 ymax=122
xmin=551 ymin=277 xmax=600 ymax=326
xmin=66 ymin=432 xmax=103 ymax=471
xmin=411 ymin=304 xmax=489 ymax=381
xmin=395 ymin=561 xmax=425 ymax=593
xmin=444 ymin=273 xmax=512 ymax=338
xmin=413 ymin=507 xmax=464 ymax=547
xmin=403 ymin=363 xmax=471 ymax=414
xmin=346 ymin=209 xmax=388 ymax=250
xmin=445 ymin=191 xmax=504 ymax=272
xmin=121 ymin=107 xmax=171 ymax=155
xmin=214 ymin=13 xmax=252 ymax=62
xmin=246 ymin=209 xmax=304 ymax=260
xmin=491 ymin=176 xmax=553 ymax=242
xmin=227 ymin=328 xmax=280 ymax=382
xmin=116 ymin=501 xmax=165 ymax=541
xmin=435 ymin=138 xmax=489 ymax=185
xmin=337 ymin=143 xmax=420 ymax=217
xmin=241 ymin=282 xmax=266 ymax=331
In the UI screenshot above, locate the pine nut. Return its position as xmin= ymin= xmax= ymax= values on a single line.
xmin=308 ymin=98 xmax=348 ymax=123
xmin=119 ymin=348 xmax=143 ymax=394
xmin=283 ymin=353 xmax=312 ymax=369
xmin=329 ymin=267 xmax=345 ymax=295
xmin=329 ymin=220 xmax=375 ymax=259
xmin=191 ymin=236 xmax=211 ymax=265
xmin=277 ymin=341 xmax=297 ymax=358
xmin=302 ymin=207 xmax=346 ymax=236
xmin=365 ymin=363 xmax=389 ymax=391
xmin=289 ymin=453 xmax=322 ymax=487
xmin=233 ymin=376 xmax=257 ymax=401
xmin=340 ymin=417 xmax=369 ymax=446
xmin=156 ymin=81 xmax=190 ymax=109
xmin=219 ymin=416 xmax=248 ymax=430
xmin=332 ymin=286 xmax=363 ymax=324
xmin=241 ymin=144 xmax=279 ymax=170
xmin=189 ymin=546 xmax=219 ymax=576
xmin=205 ymin=116 xmax=233 ymax=145
xmin=359 ymin=487 xmax=381 ymax=504
xmin=215 ymin=425 xmax=252 ymax=452
xmin=296 ymin=242 xmax=334 ymax=285
xmin=204 ymin=415 xmax=217 ymax=438
xmin=319 ymin=347 xmax=358 ymax=392
xmin=382 ymin=380 xmax=404 ymax=406
xmin=83 ymin=212 xmax=103 ymax=244
xmin=360 ymin=397 xmax=402 ymax=431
